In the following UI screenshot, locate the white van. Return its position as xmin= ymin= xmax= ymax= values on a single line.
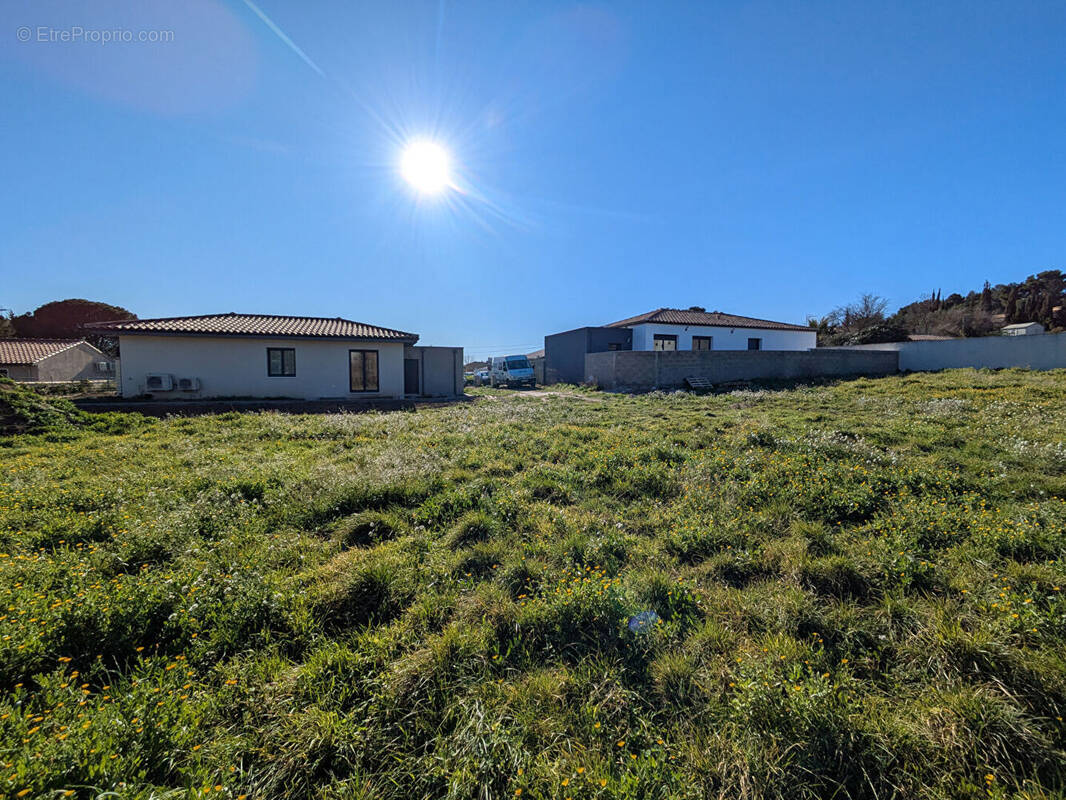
xmin=489 ymin=355 xmax=535 ymax=388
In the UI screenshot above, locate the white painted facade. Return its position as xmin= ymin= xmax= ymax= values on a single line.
xmin=628 ymin=323 xmax=816 ymax=352
xmin=117 ymin=335 xmax=406 ymax=399
xmin=1001 ymin=322 xmax=1044 ymax=336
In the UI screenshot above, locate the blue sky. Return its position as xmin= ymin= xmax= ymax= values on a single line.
xmin=2 ymin=0 xmax=1064 ymax=359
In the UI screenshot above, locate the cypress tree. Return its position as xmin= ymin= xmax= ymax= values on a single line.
xmin=981 ymin=281 xmax=993 ymax=312
xmin=1005 ymin=287 xmax=1019 ymax=323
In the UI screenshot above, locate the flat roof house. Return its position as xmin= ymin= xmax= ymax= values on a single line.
xmin=544 ymin=307 xmax=816 ymax=384
xmin=87 ymin=313 xmax=463 ymax=400
xmin=0 ymin=339 xmax=114 ymax=383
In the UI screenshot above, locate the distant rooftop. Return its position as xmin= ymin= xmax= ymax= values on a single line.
xmin=86 ymin=313 xmax=419 ymax=343
xmin=606 ymin=307 xmax=811 ymax=332
xmin=0 ymin=339 xmax=98 ymax=366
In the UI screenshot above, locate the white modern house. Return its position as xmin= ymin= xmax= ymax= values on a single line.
xmin=543 ymin=307 xmax=816 ymax=383
xmin=607 ymin=308 xmax=817 ymax=351
xmin=0 ymin=339 xmax=114 ymax=382
xmin=87 ymin=313 xmax=463 ymax=400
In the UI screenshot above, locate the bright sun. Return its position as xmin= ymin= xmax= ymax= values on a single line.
xmin=400 ymin=140 xmax=452 ymax=195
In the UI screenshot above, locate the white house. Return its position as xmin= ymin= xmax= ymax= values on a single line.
xmin=607 ymin=308 xmax=816 ymax=351
xmin=1001 ymin=322 xmax=1045 ymax=336
xmin=0 ymin=339 xmax=114 ymax=382
xmin=87 ymin=313 xmax=463 ymax=400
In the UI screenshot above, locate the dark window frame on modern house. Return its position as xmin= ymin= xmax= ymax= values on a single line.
xmin=692 ymin=336 xmax=713 ymax=351
xmin=349 ymin=349 xmax=379 ymax=393
xmin=653 ymin=334 xmax=678 ymax=351
xmin=607 ymin=343 xmax=623 ymax=351
xmin=267 ymin=347 xmax=296 ymax=377
xmin=747 ymin=338 xmax=762 ymax=351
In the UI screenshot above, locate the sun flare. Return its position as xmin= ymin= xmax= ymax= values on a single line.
xmin=400 ymin=140 xmax=452 ymax=195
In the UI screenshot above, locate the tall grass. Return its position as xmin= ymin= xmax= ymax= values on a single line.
xmin=1 ymin=370 xmax=1064 ymax=798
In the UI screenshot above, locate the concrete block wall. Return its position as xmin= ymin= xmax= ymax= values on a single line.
xmin=584 ymin=349 xmax=899 ymax=392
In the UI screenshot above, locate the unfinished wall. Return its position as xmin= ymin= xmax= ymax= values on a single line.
xmin=837 ymin=332 xmax=1066 ymax=372
xmin=584 ymin=349 xmax=899 ymax=392
xmin=544 ymin=327 xmax=632 ymax=384
xmin=405 ymin=346 xmax=464 ymax=397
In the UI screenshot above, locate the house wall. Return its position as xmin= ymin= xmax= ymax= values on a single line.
xmin=404 ymin=346 xmax=464 ymax=397
xmin=585 ymin=349 xmax=898 ymax=392
xmin=35 ymin=342 xmax=112 ymax=382
xmin=628 ymin=323 xmax=816 ymax=352
xmin=544 ymin=327 xmax=632 ymax=384
xmin=838 ymin=331 xmax=1066 ymax=372
xmin=0 ymin=365 xmax=36 ymax=381
xmin=118 ymin=335 xmax=406 ymax=399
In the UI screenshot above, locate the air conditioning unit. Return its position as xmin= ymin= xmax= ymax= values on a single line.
xmin=177 ymin=377 xmax=201 ymax=391
xmin=96 ymin=361 xmax=113 ymax=373
xmin=145 ymin=373 xmax=174 ymax=391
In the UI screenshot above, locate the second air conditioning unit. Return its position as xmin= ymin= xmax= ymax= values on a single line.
xmin=177 ymin=377 xmax=201 ymax=391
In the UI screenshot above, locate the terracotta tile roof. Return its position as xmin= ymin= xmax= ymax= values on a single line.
xmin=0 ymin=339 xmax=95 ymax=365
xmin=86 ymin=313 xmax=419 ymax=343
xmin=606 ymin=308 xmax=812 ymax=332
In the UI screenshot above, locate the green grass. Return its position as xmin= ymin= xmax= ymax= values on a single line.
xmin=1 ymin=371 xmax=1065 ymax=799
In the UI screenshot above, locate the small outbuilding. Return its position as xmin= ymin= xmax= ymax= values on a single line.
xmin=1001 ymin=322 xmax=1045 ymax=336
xmin=87 ymin=313 xmax=463 ymax=400
xmin=0 ymin=339 xmax=114 ymax=383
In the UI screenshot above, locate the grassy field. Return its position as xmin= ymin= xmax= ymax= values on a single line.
xmin=2 ymin=372 xmax=1065 ymax=799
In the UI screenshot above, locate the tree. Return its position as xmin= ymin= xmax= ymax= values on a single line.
xmin=12 ymin=299 xmax=136 ymax=355
xmin=840 ymin=294 xmax=888 ymax=330
xmin=1004 ymin=287 xmax=1019 ymax=323
xmin=1040 ymin=294 xmax=1056 ymax=328
xmin=847 ymin=322 xmax=909 ymax=344
xmin=811 ymin=294 xmax=889 ymax=346
xmin=0 ymin=308 xmax=14 ymax=339
xmin=980 ymin=281 xmax=993 ymax=312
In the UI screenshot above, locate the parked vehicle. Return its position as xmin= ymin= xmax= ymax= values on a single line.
xmin=475 ymin=368 xmax=490 ymax=384
xmin=489 ymin=355 xmax=535 ymax=388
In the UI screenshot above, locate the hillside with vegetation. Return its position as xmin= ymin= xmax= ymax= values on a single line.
xmin=2 ymin=375 xmax=1065 ymax=798
xmin=812 ymin=269 xmax=1066 ymax=345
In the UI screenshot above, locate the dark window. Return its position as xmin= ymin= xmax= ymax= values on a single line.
xmin=267 ymin=348 xmax=296 ymax=376
xmin=653 ymin=334 xmax=677 ymax=351
xmin=349 ymin=349 xmax=379 ymax=392
xmin=747 ymin=338 xmax=762 ymax=351
xmin=607 ymin=342 xmax=622 ymax=351
xmin=0 ymin=368 xmax=7 ymax=377
xmin=692 ymin=336 xmax=713 ymax=351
